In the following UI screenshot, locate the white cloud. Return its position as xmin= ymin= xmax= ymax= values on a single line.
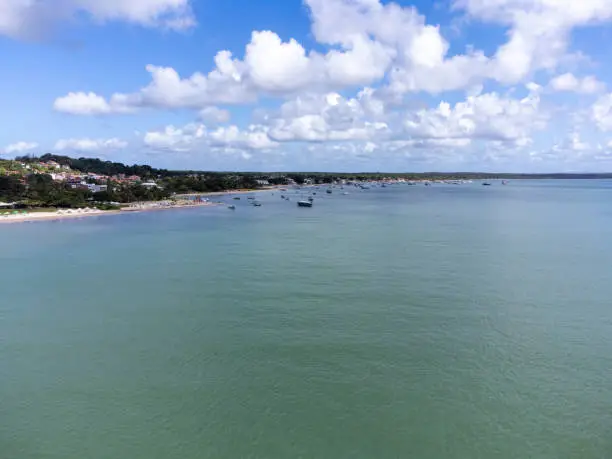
xmin=143 ymin=123 xmax=278 ymax=153
xmin=244 ymin=31 xmax=315 ymax=93
xmin=269 ymin=116 xmax=389 ymax=142
xmin=15 ymin=0 xmax=612 ymax=171
xmin=132 ymin=57 xmax=251 ymax=108
xmin=52 ymin=0 xmax=612 ymax=118
xmin=549 ymin=73 xmax=605 ymax=94
xmin=307 ymin=0 xmax=489 ymax=94
xmin=389 ymin=138 xmax=473 ymax=149
xmin=53 ymin=29 xmax=394 ymax=114
xmin=0 ymin=0 xmax=195 ymax=39
xmin=53 ymin=92 xmax=134 ymax=115
xmin=565 ymin=132 xmax=590 ymax=152
xmin=592 ymin=94 xmax=612 ymax=131
xmin=209 ymin=126 xmax=278 ymax=150
xmin=266 ymin=91 xmax=389 ymax=142
xmin=143 ymin=124 xmax=206 ymax=152
xmin=54 ymin=138 xmax=128 ymax=152
xmin=199 ymin=107 xmax=231 ymax=124
xmin=3 ymin=141 xmax=39 ymax=154
xmin=454 ymin=0 xmax=612 ymax=83
xmin=53 ymin=53 xmax=252 ymax=114
xmin=404 ymin=91 xmax=546 ymax=145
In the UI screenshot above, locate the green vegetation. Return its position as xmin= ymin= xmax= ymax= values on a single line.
xmin=16 ymin=154 xmax=162 ymax=179
xmin=3 ymin=153 xmax=612 ymax=209
xmin=0 ymin=155 xmax=264 ymax=208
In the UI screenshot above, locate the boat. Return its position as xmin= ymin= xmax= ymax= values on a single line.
xmin=247 ymin=196 xmax=255 ymax=200
xmin=298 ymin=200 xmax=313 ymax=207
xmin=233 ymin=197 xmax=240 ymax=200
xmin=252 ymin=202 xmax=262 ymax=207
xmin=502 ymin=180 xmax=508 ymax=185
xmin=326 ymin=189 xmax=332 ymax=194
xmin=482 ymin=182 xmax=492 ymax=186
xmin=228 ymin=205 xmax=236 ymax=210
xmin=342 ymin=192 xmax=349 ymax=195
xmin=308 ymin=196 xmax=314 ymax=202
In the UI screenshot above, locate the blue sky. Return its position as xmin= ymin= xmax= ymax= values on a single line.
xmin=2 ymin=0 xmax=612 ymax=172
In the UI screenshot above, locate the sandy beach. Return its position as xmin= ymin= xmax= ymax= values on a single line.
xmin=0 ymin=200 xmax=222 ymax=224
xmin=0 ymin=187 xmax=281 ymax=225
xmin=0 ymin=209 xmax=121 ymax=224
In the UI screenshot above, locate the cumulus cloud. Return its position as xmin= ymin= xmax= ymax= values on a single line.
xmin=592 ymin=94 xmax=612 ymax=132
xmin=54 ymin=138 xmax=128 ymax=152
xmin=266 ymin=91 xmax=389 ymax=142
xmin=549 ymin=73 xmax=605 ymax=94
xmin=0 ymin=0 xmax=195 ymax=39
xmin=3 ymin=141 xmax=39 ymax=154
xmin=454 ymin=0 xmax=612 ymax=82
xmin=404 ymin=90 xmax=546 ymax=146
xmin=198 ymin=107 xmax=231 ymax=124
xmin=54 ymin=53 xmax=251 ymax=115
xmin=52 ymin=0 xmax=612 ymax=118
xmin=562 ymin=132 xmax=590 ymax=152
xmin=53 ymin=92 xmax=135 ymax=115
xmin=143 ymin=123 xmax=278 ymax=153
xmin=14 ymin=0 xmax=612 ymax=170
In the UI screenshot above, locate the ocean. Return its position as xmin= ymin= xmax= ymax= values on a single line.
xmin=2 ymin=180 xmax=612 ymax=458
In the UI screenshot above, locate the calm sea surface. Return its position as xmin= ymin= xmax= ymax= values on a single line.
xmin=2 ymin=180 xmax=612 ymax=459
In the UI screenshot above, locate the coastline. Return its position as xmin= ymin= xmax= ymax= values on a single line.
xmin=0 ymin=209 xmax=123 ymax=224
xmin=0 ymin=186 xmax=284 ymax=225
xmin=0 ymin=201 xmax=222 ymax=225
xmin=174 ymin=187 xmax=279 ymax=198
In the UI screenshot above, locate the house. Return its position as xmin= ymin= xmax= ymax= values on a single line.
xmin=87 ymin=184 xmax=108 ymax=193
xmin=141 ymin=182 xmax=159 ymax=189
xmin=45 ymin=161 xmax=61 ymax=170
xmin=256 ymin=179 xmax=269 ymax=186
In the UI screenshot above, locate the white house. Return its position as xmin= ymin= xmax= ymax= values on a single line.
xmin=141 ymin=182 xmax=160 ymax=189
xmin=87 ymin=184 xmax=108 ymax=193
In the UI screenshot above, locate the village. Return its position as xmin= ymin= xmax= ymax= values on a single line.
xmin=0 ymin=158 xmax=160 ymax=193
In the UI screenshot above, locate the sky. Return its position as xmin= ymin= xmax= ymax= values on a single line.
xmin=2 ymin=0 xmax=612 ymax=172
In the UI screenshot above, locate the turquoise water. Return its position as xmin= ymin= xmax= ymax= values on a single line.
xmin=2 ymin=180 xmax=612 ymax=458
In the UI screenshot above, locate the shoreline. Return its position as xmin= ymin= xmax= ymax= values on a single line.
xmin=174 ymin=187 xmax=279 ymax=198
xmin=0 ymin=186 xmax=293 ymax=225
xmin=0 ymin=201 xmax=222 ymax=225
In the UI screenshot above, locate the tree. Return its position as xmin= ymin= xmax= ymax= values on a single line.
xmin=0 ymin=176 xmax=26 ymax=202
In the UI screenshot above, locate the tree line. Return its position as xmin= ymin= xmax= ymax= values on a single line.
xmin=4 ymin=153 xmax=612 ymax=208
